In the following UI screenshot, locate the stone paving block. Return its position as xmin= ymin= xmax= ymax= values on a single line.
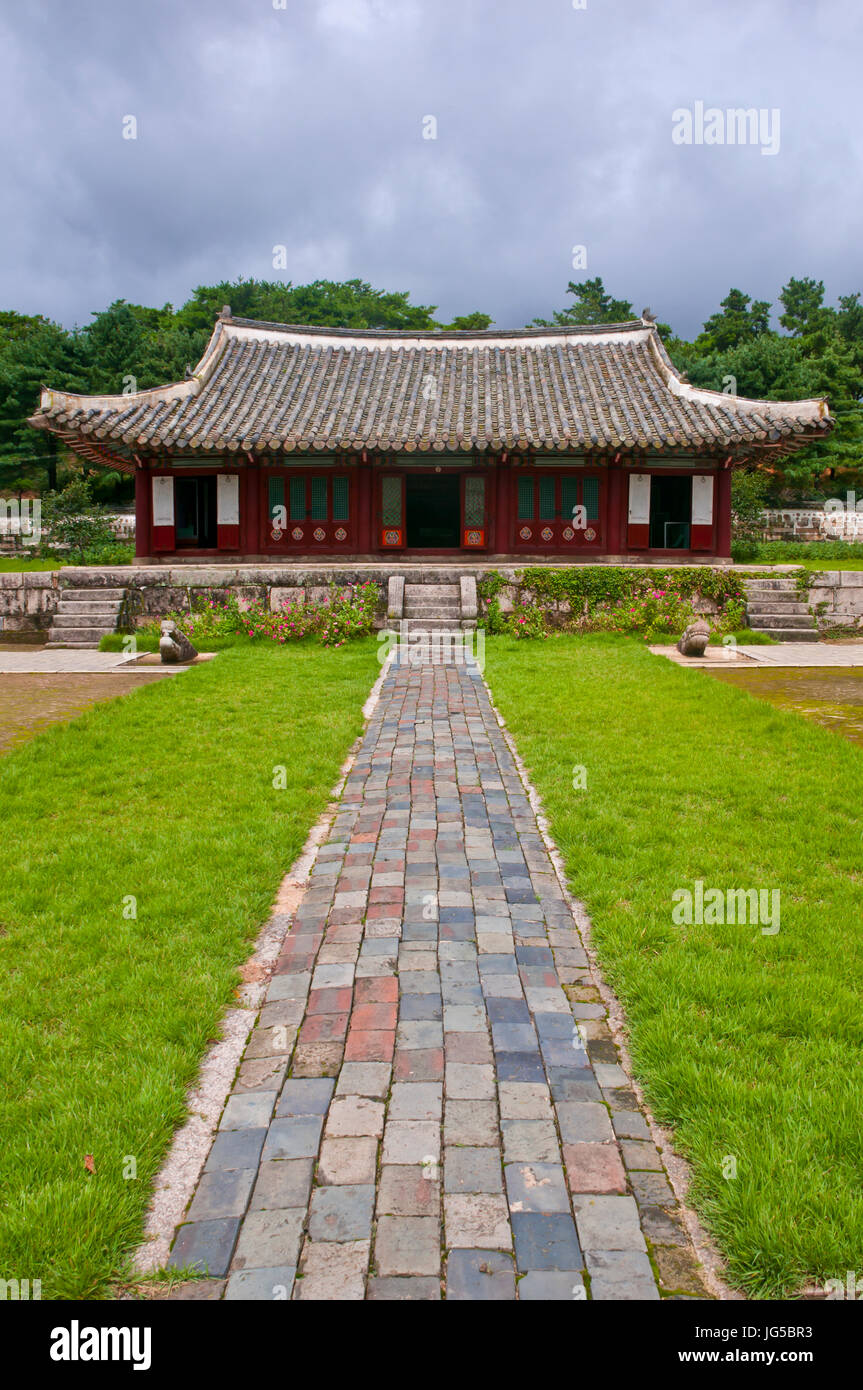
xmin=393 ymin=1047 xmax=444 ymax=1081
xmin=187 ymin=1168 xmax=256 ymax=1222
xmin=444 ymin=1147 xmax=503 ymax=1194
xmin=444 ymin=1032 xmax=493 ymax=1064
xmin=167 ymin=1279 xmax=226 ymax=1301
xmin=445 ymin=1249 xmax=516 ymax=1301
xmin=397 ymin=1019 xmax=444 ymax=1050
xmin=275 ymin=1078 xmax=335 ymax=1118
xmin=585 ymin=1249 xmax=660 ymax=1300
xmin=250 ymin=1159 xmax=315 ymax=1212
xmin=611 ymin=1110 xmax=652 ymax=1141
xmin=548 ymin=1071 xmax=602 ymax=1104
xmin=501 ymin=1119 xmax=560 ymax=1163
xmin=291 ymin=1042 xmax=344 ymax=1077
xmin=262 ymin=1116 xmax=323 ymax=1162
xmin=557 ymin=1101 xmax=614 ymax=1143
xmin=511 ymin=1212 xmax=582 ymax=1272
xmin=232 ymin=1208 xmax=305 ymax=1269
xmin=375 ymin=1216 xmax=441 ymax=1277
xmin=571 ymin=1195 xmax=647 ymax=1253
xmin=344 ymin=1029 xmax=395 ymax=1062
xmin=219 ymin=1092 xmax=277 ymax=1131
xmin=388 ymin=1081 xmax=443 ymax=1121
xmin=335 ymin=1062 xmax=393 ymax=1098
xmin=496 ymin=1052 xmax=547 ymax=1083
xmin=445 ymin=1193 xmax=512 ymax=1249
xmin=621 ymin=1140 xmax=665 ymax=1171
xmin=564 ymin=1142 xmax=627 ymax=1194
xmin=630 ymin=1169 xmax=675 ymax=1205
xmin=498 ymin=1082 xmax=553 ymax=1121
xmin=517 ymin=1270 xmax=585 ymax=1301
xmin=445 ymin=1063 xmax=496 ymax=1099
xmin=382 ymin=1120 xmax=440 ymax=1165
xmin=653 ymin=1244 xmax=709 ymax=1296
xmin=168 ymin=1218 xmax=241 ymax=1277
xmin=378 ymin=1165 xmax=440 ymax=1217
xmin=399 ymin=994 xmax=443 ymax=1021
xmin=294 ymin=1239 xmax=370 ymax=1300
xmin=233 ymin=1057 xmax=289 ymax=1094
xmin=593 ymin=1062 xmax=630 ymax=1089
xmin=491 ymin=1021 xmax=540 ymax=1053
xmin=324 ymin=1095 xmax=385 ymax=1138
xmin=223 ymin=1273 xmax=297 ymax=1301
xmin=308 ymin=1184 xmax=375 ymax=1242
xmin=205 ymin=1128 xmax=267 ymax=1173
xmin=367 ymin=1277 xmax=441 ymax=1300
xmin=640 ymin=1204 xmax=689 ymax=1247
xmin=266 ymin=972 xmax=311 ymax=1001
xmin=505 ymin=1162 xmax=571 ymax=1215
xmin=444 ymin=1100 xmax=499 ymax=1147
xmin=317 ymin=1136 xmax=379 ymax=1185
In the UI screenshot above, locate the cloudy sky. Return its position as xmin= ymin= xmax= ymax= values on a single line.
xmin=1 ymin=0 xmax=860 ymax=338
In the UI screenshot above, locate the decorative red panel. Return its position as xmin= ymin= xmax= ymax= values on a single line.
xmin=151 ymin=525 xmax=175 ymax=551
xmin=463 ymin=528 xmax=485 ymax=548
xmin=217 ymin=524 xmax=240 ymax=550
xmin=627 ymin=523 xmax=650 ymax=549
xmin=690 ymin=524 xmax=713 ymax=551
xmin=381 ymin=527 xmax=404 ymax=548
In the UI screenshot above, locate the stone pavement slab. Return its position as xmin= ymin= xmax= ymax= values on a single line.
xmin=167 ymin=658 xmax=711 ymax=1301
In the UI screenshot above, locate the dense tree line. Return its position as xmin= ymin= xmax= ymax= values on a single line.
xmin=1 ymin=274 xmax=859 ymax=502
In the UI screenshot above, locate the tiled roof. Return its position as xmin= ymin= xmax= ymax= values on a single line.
xmin=31 ymin=314 xmax=831 ymax=460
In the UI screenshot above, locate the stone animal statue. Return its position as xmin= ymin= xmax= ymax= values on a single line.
xmin=159 ymin=620 xmax=198 ymax=664
xmin=676 ymin=618 xmax=711 ymax=657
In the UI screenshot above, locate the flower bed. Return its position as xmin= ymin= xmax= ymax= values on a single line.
xmin=478 ymin=567 xmax=747 ymax=642
xmin=132 ymin=581 xmax=381 ymax=649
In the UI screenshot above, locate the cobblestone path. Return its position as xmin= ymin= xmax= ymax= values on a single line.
xmin=167 ymin=658 xmax=709 ymax=1300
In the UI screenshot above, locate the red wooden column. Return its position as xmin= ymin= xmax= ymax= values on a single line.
xmin=242 ymin=465 xmax=261 ymax=555
xmin=606 ymin=463 xmax=625 ymax=555
xmin=357 ymin=462 xmax=373 ymax=554
xmin=716 ymin=466 xmax=732 ymax=558
xmin=135 ymin=464 xmax=151 ymax=560
xmin=495 ymin=460 xmax=512 ymax=554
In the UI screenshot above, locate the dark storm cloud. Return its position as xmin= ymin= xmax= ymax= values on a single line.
xmin=1 ymin=0 xmax=861 ymax=337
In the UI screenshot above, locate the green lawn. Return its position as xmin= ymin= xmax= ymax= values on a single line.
xmin=0 ymin=556 xmax=63 ymax=571
xmin=0 ymin=639 xmax=379 ymax=1299
xmin=485 ymin=634 xmax=863 ymax=1298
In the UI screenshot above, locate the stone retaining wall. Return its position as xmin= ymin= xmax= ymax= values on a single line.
xmin=4 ymin=565 xmax=863 ymax=640
xmin=806 ymin=570 xmax=863 ymax=633
xmin=0 ymin=573 xmax=59 ymax=639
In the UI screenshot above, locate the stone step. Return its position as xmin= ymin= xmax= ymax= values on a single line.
xmin=404 ymin=583 xmax=460 ymax=598
xmin=399 ymin=619 xmax=468 ymax=635
xmin=744 ymin=580 xmax=799 ymax=592
xmin=47 ymin=628 xmax=112 ymax=646
xmin=746 ymin=601 xmax=810 ymax=615
xmin=60 ymin=587 xmax=127 ymax=602
xmin=404 ymin=603 xmax=462 ymax=617
xmin=750 ymin=628 xmax=819 ymax=643
xmin=55 ymin=601 xmax=122 ymax=616
xmin=748 ymin=614 xmax=815 ymax=630
xmin=51 ymin=614 xmax=118 ymax=630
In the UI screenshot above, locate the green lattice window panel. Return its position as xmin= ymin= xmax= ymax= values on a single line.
xmin=517 ymin=476 xmax=534 ymax=520
xmin=332 ymin=476 xmax=349 ymax=521
xmin=583 ymin=476 xmax=600 ymax=522
xmin=268 ymin=476 xmax=285 ymax=522
xmin=539 ymin=476 xmax=556 ymax=521
xmin=464 ymin=476 xmax=485 ymax=527
xmin=289 ymin=476 xmax=306 ymax=521
xmin=381 ymin=476 xmax=402 ymax=526
xmin=560 ymin=477 xmax=580 ymax=523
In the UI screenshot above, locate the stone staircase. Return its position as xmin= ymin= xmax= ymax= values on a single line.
xmin=744 ymin=576 xmax=817 ymax=643
xmin=47 ymin=586 xmax=127 ymax=648
xmin=388 ymin=576 xmax=478 ymax=636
